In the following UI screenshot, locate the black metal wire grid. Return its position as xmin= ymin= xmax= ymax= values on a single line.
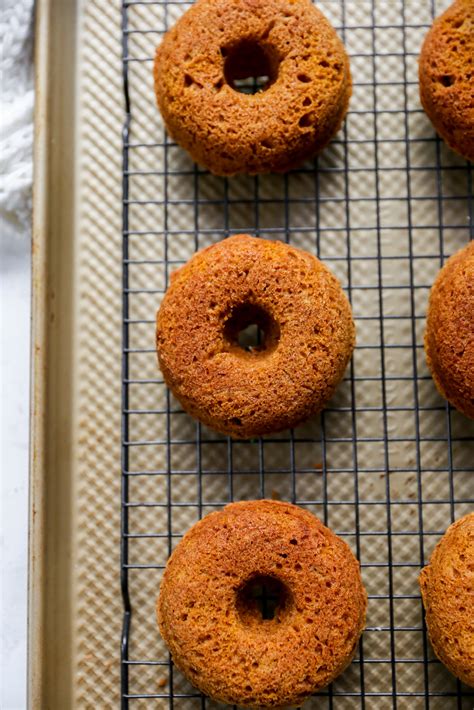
xmin=121 ymin=1 xmax=474 ymax=707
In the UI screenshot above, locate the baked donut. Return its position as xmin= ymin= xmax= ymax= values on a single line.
xmin=424 ymin=241 xmax=474 ymax=418
xmin=153 ymin=0 xmax=351 ymax=175
xmin=157 ymin=499 xmax=367 ymax=708
xmin=419 ymin=0 xmax=474 ymax=162
xmin=419 ymin=512 xmax=474 ymax=687
xmin=156 ymin=235 xmax=355 ymax=438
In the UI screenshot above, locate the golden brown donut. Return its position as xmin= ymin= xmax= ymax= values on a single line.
xmin=153 ymin=0 xmax=351 ymax=175
xmin=156 ymin=235 xmax=355 ymax=438
xmin=157 ymin=499 xmax=367 ymax=708
xmin=424 ymin=241 xmax=474 ymax=418
xmin=419 ymin=512 xmax=474 ymax=687
xmin=419 ymin=0 xmax=474 ymax=162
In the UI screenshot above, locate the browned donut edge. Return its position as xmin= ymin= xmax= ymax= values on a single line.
xmin=424 ymin=241 xmax=474 ymax=419
xmin=419 ymin=512 xmax=474 ymax=687
xmin=419 ymin=0 xmax=474 ymax=162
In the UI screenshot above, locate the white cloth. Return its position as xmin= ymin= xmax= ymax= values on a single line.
xmin=0 ymin=2 xmax=34 ymax=709
xmin=0 ymin=0 xmax=35 ymax=233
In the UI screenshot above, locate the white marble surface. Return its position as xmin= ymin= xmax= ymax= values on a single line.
xmin=1 ymin=220 xmax=30 ymax=710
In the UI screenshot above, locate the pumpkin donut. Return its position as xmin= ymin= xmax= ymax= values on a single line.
xmin=419 ymin=512 xmax=474 ymax=687
xmin=157 ymin=499 xmax=367 ymax=708
xmin=424 ymin=241 xmax=474 ymax=418
xmin=419 ymin=0 xmax=474 ymax=161
xmin=154 ymin=0 xmax=352 ymax=175
xmin=156 ymin=235 xmax=355 ymax=438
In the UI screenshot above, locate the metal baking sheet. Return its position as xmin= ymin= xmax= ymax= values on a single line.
xmin=30 ymin=0 xmax=473 ymax=708
xmin=30 ymin=0 xmax=123 ymax=706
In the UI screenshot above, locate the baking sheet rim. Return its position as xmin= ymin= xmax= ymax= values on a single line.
xmin=28 ymin=0 xmax=78 ymax=705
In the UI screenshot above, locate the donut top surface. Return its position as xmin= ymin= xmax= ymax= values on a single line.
xmin=419 ymin=0 xmax=474 ymax=161
xmin=154 ymin=0 xmax=351 ymax=174
xmin=425 ymin=240 xmax=474 ymax=418
xmin=156 ymin=235 xmax=355 ymax=438
xmin=419 ymin=512 xmax=474 ymax=687
xmin=157 ymin=500 xmax=367 ymax=707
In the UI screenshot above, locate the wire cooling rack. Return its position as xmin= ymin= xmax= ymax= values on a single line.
xmin=121 ymin=1 xmax=474 ymax=707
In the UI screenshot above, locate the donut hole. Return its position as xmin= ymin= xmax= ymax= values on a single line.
xmin=236 ymin=574 xmax=292 ymax=624
xmin=223 ymin=39 xmax=279 ymax=94
xmin=224 ymin=303 xmax=280 ymax=355
xmin=238 ymin=323 xmax=263 ymax=351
